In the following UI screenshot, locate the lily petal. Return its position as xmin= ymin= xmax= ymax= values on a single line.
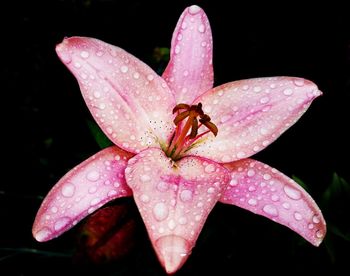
xmin=125 ymin=148 xmax=229 ymax=274
xmin=32 ymin=146 xmax=133 ymax=242
xmin=56 ymin=37 xmax=176 ymax=153
xmin=220 ymin=159 xmax=326 ymax=246
xmin=162 ymin=5 xmax=213 ymax=104
xmin=188 ymin=77 xmax=322 ymax=163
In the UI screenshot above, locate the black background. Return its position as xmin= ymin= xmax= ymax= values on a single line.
xmin=2 ymin=0 xmax=349 ymax=275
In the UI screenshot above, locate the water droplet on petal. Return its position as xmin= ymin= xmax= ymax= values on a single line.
xmin=263 ymin=174 xmax=271 ymax=180
xmin=107 ymin=190 xmax=117 ymax=197
xmin=90 ymin=197 xmax=101 ymax=206
xmin=178 ymin=217 xmax=187 ymax=225
xmin=316 ymin=230 xmax=324 ymax=239
xmin=312 ymin=215 xmax=320 ymax=224
xmin=35 ymin=227 xmax=52 ymax=242
xmin=147 ymin=74 xmax=154 ymax=81
xmin=51 ymin=206 xmax=58 ymax=213
xmin=157 ymin=181 xmax=169 ymax=192
xmin=140 ymin=194 xmax=150 ymax=203
xmin=80 ymin=50 xmax=89 ymax=59
xmin=294 ymin=212 xmax=303 ymax=221
xmin=93 ymin=91 xmax=101 ymax=98
xmin=86 ymin=171 xmax=100 ymax=182
xmin=61 ymin=183 xmax=75 ymax=198
xmin=74 ymin=62 xmax=81 ymax=68
xmin=188 ymin=5 xmax=201 ymax=14
xmin=229 ymin=178 xmax=238 ymax=186
xmin=283 ymin=185 xmax=301 ymax=200
xmin=121 ymin=65 xmax=129 ymax=73
xmin=253 ymin=86 xmax=262 ymax=93
xmin=271 ymin=194 xmax=279 ymax=202
xmin=308 ymin=223 xmax=314 ymax=229
xmin=168 ymin=219 xmax=176 ymax=230
xmin=54 ymin=217 xmax=70 ymax=231
xmin=247 ymin=169 xmax=255 ymax=177
xmin=198 ymin=24 xmax=205 ymax=33
xmin=133 ymin=72 xmax=140 ymax=79
xmin=283 ymin=88 xmax=293 ymax=96
xmin=263 ymin=204 xmax=278 ymax=216
xmin=88 ymin=186 xmax=97 ymax=194
xmin=260 ymin=96 xmax=270 ymax=104
xmin=153 ymin=202 xmax=169 ymax=221
xmin=282 ymin=202 xmax=290 ymax=209
xmin=180 ymin=190 xmax=193 ymax=202
xmin=140 ymin=174 xmax=151 ymax=182
xmin=207 ymin=187 xmax=215 ymax=194
xmin=175 ymin=45 xmax=181 ymax=54
xmin=205 ymin=164 xmax=215 ymax=173
xmin=248 ymin=198 xmax=257 ymax=206
xmin=293 ymin=79 xmax=305 ymax=86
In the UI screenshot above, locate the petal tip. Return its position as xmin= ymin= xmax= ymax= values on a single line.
xmin=187 ymin=5 xmax=203 ymax=15
xmin=32 ymin=227 xmax=53 ymax=242
xmin=155 ymin=235 xmax=191 ymax=274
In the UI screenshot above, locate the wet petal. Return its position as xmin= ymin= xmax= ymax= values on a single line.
xmin=32 ymin=146 xmax=133 ymax=242
xmin=220 ymin=159 xmax=326 ymax=246
xmin=125 ymin=147 xmax=229 ymax=273
xmin=56 ymin=37 xmax=175 ymax=153
xmin=162 ymin=5 xmax=213 ymax=104
xmin=187 ymin=77 xmax=322 ymax=162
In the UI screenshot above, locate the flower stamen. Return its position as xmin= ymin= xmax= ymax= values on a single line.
xmin=166 ymin=102 xmax=218 ymax=160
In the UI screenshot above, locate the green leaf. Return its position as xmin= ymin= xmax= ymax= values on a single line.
xmin=322 ymin=173 xmax=350 ymax=206
xmin=292 ymin=175 xmax=309 ymax=191
xmin=86 ymin=120 xmax=113 ymax=149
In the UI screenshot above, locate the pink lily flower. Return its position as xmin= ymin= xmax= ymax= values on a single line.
xmin=33 ymin=5 xmax=326 ymax=274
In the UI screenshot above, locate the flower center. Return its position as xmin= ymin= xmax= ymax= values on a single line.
xmin=166 ymin=103 xmax=218 ymax=160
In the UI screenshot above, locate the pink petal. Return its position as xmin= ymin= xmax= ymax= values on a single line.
xmin=220 ymin=159 xmax=326 ymax=246
xmin=32 ymin=146 xmax=133 ymax=242
xmin=56 ymin=37 xmax=176 ymax=153
xmin=162 ymin=5 xmax=213 ymax=104
xmin=125 ymin=148 xmax=229 ymax=273
xmin=187 ymin=77 xmax=322 ymax=163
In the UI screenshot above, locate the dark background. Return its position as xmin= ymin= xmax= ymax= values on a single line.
xmin=2 ymin=0 xmax=349 ymax=275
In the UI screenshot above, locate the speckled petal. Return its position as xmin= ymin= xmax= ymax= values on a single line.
xmin=187 ymin=77 xmax=322 ymax=162
xmin=56 ymin=37 xmax=176 ymax=153
xmin=125 ymin=147 xmax=229 ymax=274
xmin=220 ymin=159 xmax=326 ymax=246
xmin=162 ymin=5 xmax=213 ymax=104
xmin=32 ymin=146 xmax=133 ymax=242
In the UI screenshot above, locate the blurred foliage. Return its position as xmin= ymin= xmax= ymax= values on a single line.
xmin=86 ymin=120 xmax=113 ymax=149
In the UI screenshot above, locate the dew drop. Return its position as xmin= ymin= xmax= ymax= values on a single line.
xmin=51 ymin=206 xmax=58 ymax=213
xmin=229 ymin=178 xmax=238 ymax=186
xmin=35 ymin=227 xmax=52 ymax=242
xmin=156 ymin=181 xmax=169 ymax=192
xmin=179 ymin=217 xmax=187 ymax=225
xmin=263 ymin=174 xmax=271 ymax=180
xmin=207 ymin=187 xmax=215 ymax=194
xmin=74 ymin=62 xmax=81 ymax=69
xmin=180 ymin=190 xmax=193 ymax=202
xmin=282 ymin=202 xmax=290 ymax=209
xmin=308 ymin=223 xmax=314 ymax=229
xmin=140 ymin=194 xmax=150 ymax=203
xmin=248 ymin=198 xmax=257 ymax=206
xmin=260 ymin=96 xmax=270 ymax=104
xmin=153 ymin=202 xmax=169 ymax=221
xmin=293 ymin=79 xmax=305 ymax=87
xmin=312 ymin=215 xmax=320 ymax=224
xmin=86 ymin=171 xmax=100 ymax=182
xmin=175 ymin=45 xmax=181 ymax=54
xmin=198 ymin=24 xmax=205 ymax=33
xmin=316 ymin=230 xmax=324 ymax=239
xmin=168 ymin=219 xmax=176 ymax=230
xmin=294 ymin=212 xmax=303 ymax=221
xmin=263 ymin=204 xmax=278 ymax=216
xmin=93 ymin=91 xmax=101 ymax=98
xmin=271 ymin=194 xmax=279 ymax=202
xmin=188 ymin=5 xmax=201 ymax=14
xmin=220 ymin=115 xmax=232 ymax=123
xmin=247 ymin=169 xmax=255 ymax=177
xmin=61 ymin=183 xmax=75 ymax=198
xmin=283 ymin=185 xmax=301 ymax=200
xmin=283 ymin=88 xmax=293 ymax=96
xmin=90 ymin=197 xmax=101 ymax=206
xmin=253 ymin=86 xmax=262 ymax=93
xmin=133 ymin=72 xmax=140 ymax=79
xmin=80 ymin=50 xmax=90 ymax=59
xmin=204 ymin=164 xmax=215 ymax=173
xmin=54 ymin=217 xmax=70 ymax=231
xmin=120 ymin=65 xmax=129 ymax=73
xmin=140 ymin=174 xmax=151 ymax=182
xmin=107 ymin=190 xmax=117 ymax=197
xmin=88 ymin=186 xmax=97 ymax=194
xmin=147 ymin=74 xmax=154 ymax=81
xmin=248 ymin=185 xmax=256 ymax=192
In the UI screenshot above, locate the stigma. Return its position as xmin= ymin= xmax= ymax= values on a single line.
xmin=166 ymin=103 xmax=218 ymax=160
